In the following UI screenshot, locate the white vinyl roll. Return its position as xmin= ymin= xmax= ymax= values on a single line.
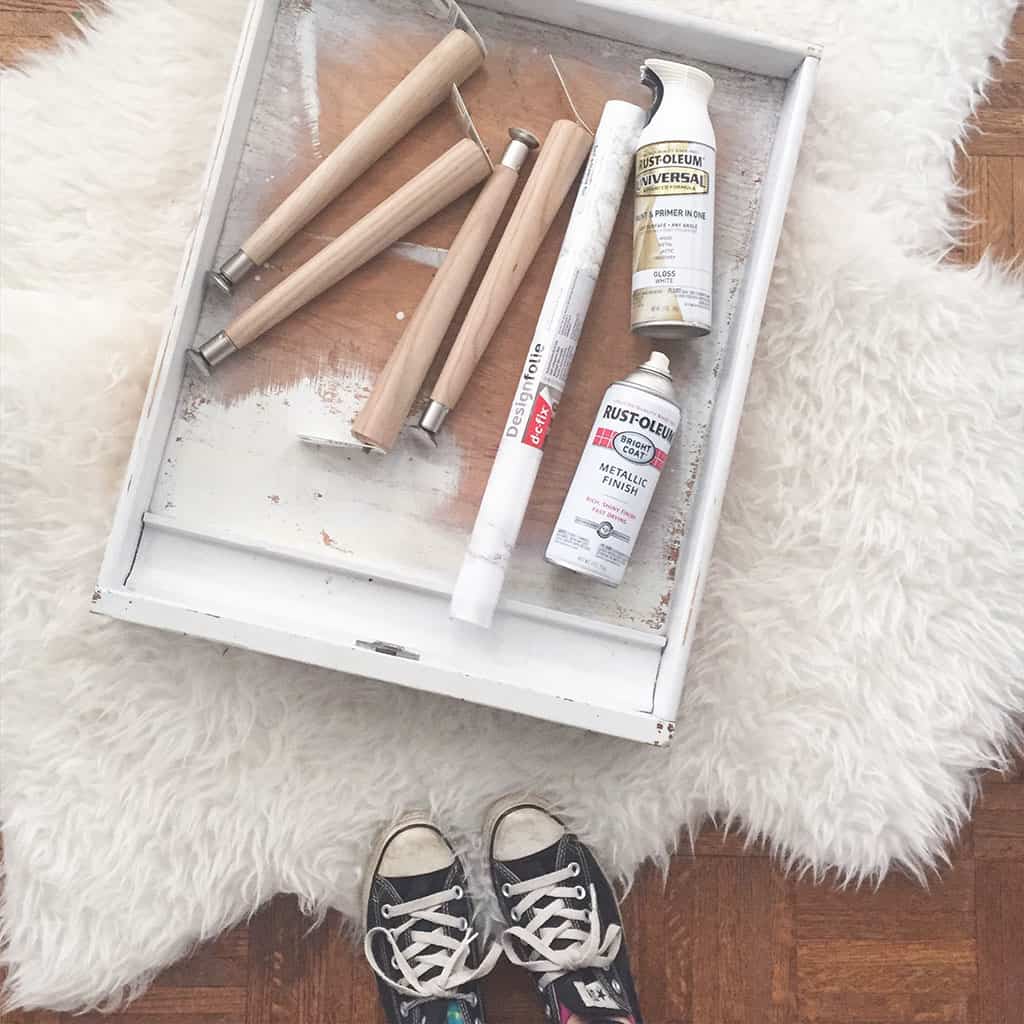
xmin=450 ymin=100 xmax=647 ymax=628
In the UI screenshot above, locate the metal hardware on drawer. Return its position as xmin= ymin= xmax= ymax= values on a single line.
xmin=356 ymin=639 xmax=421 ymax=661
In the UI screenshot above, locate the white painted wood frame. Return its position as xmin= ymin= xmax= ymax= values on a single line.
xmin=94 ymin=0 xmax=820 ymax=745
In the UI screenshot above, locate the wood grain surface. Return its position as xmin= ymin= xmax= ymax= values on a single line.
xmin=428 ymin=118 xmax=593 ymax=412
xmin=353 ymin=160 xmax=522 ymax=451
xmin=241 ymin=28 xmax=484 ymax=265
xmin=227 ymin=137 xmax=492 ymax=348
xmin=2 ymin=4 xmax=1022 ymax=1023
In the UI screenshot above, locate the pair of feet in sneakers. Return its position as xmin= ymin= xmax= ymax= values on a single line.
xmin=364 ymin=796 xmax=642 ymax=1024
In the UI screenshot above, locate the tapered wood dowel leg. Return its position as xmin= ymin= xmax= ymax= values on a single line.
xmin=192 ymin=138 xmax=492 ymax=371
xmin=210 ymin=29 xmax=485 ymax=292
xmin=419 ymin=119 xmax=593 ymax=439
xmin=351 ymin=130 xmax=539 ymax=451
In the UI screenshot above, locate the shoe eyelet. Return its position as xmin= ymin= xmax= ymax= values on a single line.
xmin=458 ymin=916 xmax=469 ymax=930
xmin=391 ymin=956 xmax=399 ymax=969
xmin=501 ymin=882 xmax=512 ymax=897
xmin=466 ymin=993 xmax=478 ymax=1007
xmin=611 ymin=979 xmax=623 ymax=993
xmin=510 ymin=908 xmax=521 ymax=922
xmin=452 ymin=885 xmax=464 ymax=899
xmin=569 ymin=862 xmax=581 ymax=877
xmin=574 ymin=886 xmax=586 ymax=900
xmin=381 ymin=904 xmax=393 ymax=919
xmin=399 ymin=1001 xmax=409 ymax=1017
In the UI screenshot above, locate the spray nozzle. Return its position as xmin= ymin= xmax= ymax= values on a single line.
xmin=642 ymin=351 xmax=672 ymax=377
xmin=639 ymin=64 xmax=664 ymax=126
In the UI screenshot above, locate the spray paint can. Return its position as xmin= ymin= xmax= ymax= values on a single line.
xmin=546 ymin=353 xmax=681 ymax=586
xmin=631 ymin=60 xmax=716 ymax=340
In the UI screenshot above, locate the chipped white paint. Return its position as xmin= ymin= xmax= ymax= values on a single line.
xmin=154 ymin=367 xmax=468 ymax=576
xmin=295 ymin=0 xmax=322 ymax=159
xmin=390 ymin=241 xmax=450 ymax=268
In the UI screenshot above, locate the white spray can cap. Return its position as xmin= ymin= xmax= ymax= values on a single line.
xmin=641 ymin=351 xmax=671 ymax=376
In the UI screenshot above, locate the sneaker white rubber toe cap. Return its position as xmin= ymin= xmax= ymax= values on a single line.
xmin=491 ymin=805 xmax=566 ymax=861
xmin=379 ymin=823 xmax=455 ymax=878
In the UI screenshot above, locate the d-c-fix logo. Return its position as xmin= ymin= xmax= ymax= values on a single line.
xmin=613 ymin=431 xmax=656 ymax=465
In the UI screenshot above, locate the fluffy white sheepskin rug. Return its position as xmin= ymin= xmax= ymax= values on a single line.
xmin=2 ymin=0 xmax=1022 ymax=1011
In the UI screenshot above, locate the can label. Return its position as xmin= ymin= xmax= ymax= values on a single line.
xmin=631 ymin=140 xmax=715 ymax=333
xmin=546 ymin=382 xmax=681 ymax=585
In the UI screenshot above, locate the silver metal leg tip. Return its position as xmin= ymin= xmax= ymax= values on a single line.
xmin=207 ymin=270 xmax=235 ymax=295
xmin=186 ymin=348 xmax=213 ymax=377
xmin=418 ymin=400 xmax=450 ymax=439
xmin=209 ymin=250 xmax=256 ymax=294
xmin=415 ymin=425 xmax=440 ymax=448
xmin=192 ymin=331 xmax=238 ymax=372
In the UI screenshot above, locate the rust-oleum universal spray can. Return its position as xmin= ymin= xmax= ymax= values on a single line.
xmin=631 ymin=59 xmax=716 ymax=340
xmin=546 ymin=353 xmax=681 ymax=586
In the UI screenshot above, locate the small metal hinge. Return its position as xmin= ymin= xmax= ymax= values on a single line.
xmin=356 ymin=639 xmax=421 ymax=661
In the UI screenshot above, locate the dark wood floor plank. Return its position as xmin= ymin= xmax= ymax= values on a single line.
xmin=480 ymin=960 xmax=540 ymax=1024
xmin=82 ymin=987 xmax=247 ymax=1015
xmin=683 ymin=859 xmax=797 ymax=1024
xmin=798 ymin=909 xmax=975 ymax=944
xmin=73 ymin=1018 xmax=242 ymax=1024
xmin=692 ymin=826 xmax=771 ymax=858
xmin=246 ymin=896 xmax=335 ymax=1024
xmin=973 ymin=784 xmax=1024 ymax=860
xmin=1013 ymin=156 xmax=1024 ymax=254
xmin=976 ymin=860 xmax=1024 ymax=1024
xmin=965 ymin=110 xmax=1024 ymax=156
xmin=986 ymin=81 xmax=1024 ymax=108
xmin=0 ymin=1 xmax=85 ymax=12
xmin=346 ymin=950 xmax=389 ymax=1024
xmin=957 ymin=156 xmax=988 ymax=264
xmin=689 ymin=860 xmax=720 ymax=1024
xmin=1001 ymin=8 xmax=1024 ymax=77
xmin=769 ymin=870 xmax=798 ymax=1024
xmin=795 ymin=856 xmax=975 ymax=919
xmin=155 ymin=955 xmax=249 ymax=989
xmin=309 ymin=913 xmax=366 ymax=1024
xmin=0 ymin=11 xmax=71 ymax=34
xmin=984 ymin=156 xmax=1018 ymax=262
xmin=797 ymin=939 xmax=976 ymax=1023
xmin=657 ymin=857 xmax=691 ymax=1021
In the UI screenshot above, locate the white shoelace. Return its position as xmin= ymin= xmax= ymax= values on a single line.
xmin=364 ymin=885 xmax=502 ymax=1015
xmin=500 ymin=862 xmax=623 ymax=989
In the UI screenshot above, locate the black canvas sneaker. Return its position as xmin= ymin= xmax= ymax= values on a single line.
xmin=485 ymin=797 xmax=643 ymax=1024
xmin=364 ymin=816 xmax=501 ymax=1024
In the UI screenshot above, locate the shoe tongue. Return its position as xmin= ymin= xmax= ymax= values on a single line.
xmin=411 ymin=998 xmax=470 ymax=1024
xmin=381 ymin=863 xmax=455 ymax=903
xmin=550 ymin=968 xmax=634 ymax=1023
xmin=379 ymin=864 xmax=468 ymax=1003
xmin=499 ymin=835 xmax=565 ymax=879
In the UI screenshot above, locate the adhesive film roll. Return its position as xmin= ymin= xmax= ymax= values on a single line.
xmin=450 ymin=100 xmax=647 ymax=628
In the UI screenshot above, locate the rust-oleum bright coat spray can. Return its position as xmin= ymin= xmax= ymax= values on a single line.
xmin=546 ymin=353 xmax=681 ymax=585
xmin=631 ymin=59 xmax=716 ymax=340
